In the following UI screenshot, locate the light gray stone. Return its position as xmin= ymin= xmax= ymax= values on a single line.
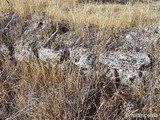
xmin=14 ymin=44 xmax=34 ymax=62
xmin=38 ymin=47 xmax=62 ymax=62
xmin=143 ymin=26 xmax=152 ymax=33
xmin=0 ymin=44 xmax=10 ymax=57
xmin=125 ymin=34 xmax=133 ymax=42
xmin=155 ymin=26 xmax=160 ymax=33
xmin=144 ymin=34 xmax=159 ymax=43
xmin=99 ymin=51 xmax=151 ymax=70
xmin=69 ymin=47 xmax=94 ymax=70
xmin=118 ymin=69 xmax=142 ymax=86
xmin=99 ymin=50 xmax=151 ymax=86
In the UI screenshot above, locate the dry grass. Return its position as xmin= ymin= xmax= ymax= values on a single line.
xmin=0 ymin=0 xmax=160 ymax=120
xmin=0 ymin=0 xmax=160 ymax=29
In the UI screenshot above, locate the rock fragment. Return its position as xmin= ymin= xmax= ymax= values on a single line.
xmin=69 ymin=47 xmax=94 ymax=70
xmin=38 ymin=47 xmax=62 ymax=62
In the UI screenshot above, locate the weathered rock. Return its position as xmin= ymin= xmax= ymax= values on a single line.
xmin=99 ymin=51 xmax=151 ymax=86
xmin=69 ymin=47 xmax=94 ymax=70
xmin=100 ymin=51 xmax=151 ymax=69
xmin=118 ymin=68 xmax=143 ymax=86
xmin=144 ymin=34 xmax=159 ymax=43
xmin=0 ymin=44 xmax=10 ymax=57
xmin=142 ymin=26 xmax=152 ymax=33
xmin=38 ymin=47 xmax=62 ymax=62
xmin=99 ymin=28 xmax=156 ymax=86
xmin=155 ymin=26 xmax=160 ymax=34
xmin=142 ymin=26 xmax=160 ymax=43
xmin=1 ymin=12 xmax=159 ymax=88
xmin=14 ymin=44 xmax=35 ymax=62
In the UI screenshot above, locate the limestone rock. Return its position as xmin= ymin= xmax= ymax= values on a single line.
xmin=0 ymin=44 xmax=10 ymax=57
xmin=38 ymin=47 xmax=62 ymax=62
xmin=14 ymin=44 xmax=34 ymax=62
xmin=69 ymin=47 xmax=94 ymax=70
xmin=118 ymin=69 xmax=143 ymax=86
xmin=99 ymin=51 xmax=151 ymax=70
xmin=99 ymin=28 xmax=155 ymax=86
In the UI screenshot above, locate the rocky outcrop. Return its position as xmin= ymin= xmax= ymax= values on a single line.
xmin=99 ymin=27 xmax=160 ymax=86
xmin=99 ymin=51 xmax=151 ymax=85
xmin=99 ymin=51 xmax=151 ymax=70
xmin=1 ymin=12 xmax=160 ymax=87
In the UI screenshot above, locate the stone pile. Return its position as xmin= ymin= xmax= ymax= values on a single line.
xmin=0 ymin=12 xmax=160 ymax=86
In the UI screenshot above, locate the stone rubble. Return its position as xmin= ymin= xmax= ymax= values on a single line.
xmin=69 ymin=47 xmax=94 ymax=70
xmin=1 ymin=12 xmax=160 ymax=86
xmin=99 ymin=51 xmax=151 ymax=70
xmin=0 ymin=44 xmax=10 ymax=57
xmin=14 ymin=44 xmax=34 ymax=62
xmin=38 ymin=47 xmax=62 ymax=62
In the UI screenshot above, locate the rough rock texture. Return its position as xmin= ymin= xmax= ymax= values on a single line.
xmin=99 ymin=51 xmax=151 ymax=69
xmin=38 ymin=47 xmax=62 ymax=62
xmin=1 ymin=12 xmax=160 ymax=87
xmin=14 ymin=44 xmax=35 ymax=62
xmin=69 ymin=47 xmax=94 ymax=70
xmin=99 ymin=27 xmax=160 ymax=86
xmin=99 ymin=51 xmax=151 ymax=85
xmin=1 ymin=12 xmax=160 ymax=120
xmin=0 ymin=44 xmax=9 ymax=57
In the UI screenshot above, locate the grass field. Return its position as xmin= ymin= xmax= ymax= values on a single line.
xmin=1 ymin=0 xmax=160 ymax=28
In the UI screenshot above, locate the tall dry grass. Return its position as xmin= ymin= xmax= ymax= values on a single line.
xmin=0 ymin=0 xmax=160 ymax=119
xmin=0 ymin=0 xmax=160 ymax=29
